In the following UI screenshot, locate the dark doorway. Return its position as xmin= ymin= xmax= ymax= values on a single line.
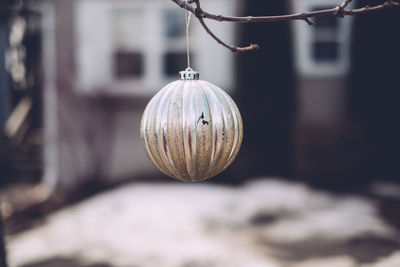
xmin=235 ymin=1 xmax=296 ymax=179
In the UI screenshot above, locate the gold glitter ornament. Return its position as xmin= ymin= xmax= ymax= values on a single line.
xmin=140 ymin=68 xmax=243 ymax=182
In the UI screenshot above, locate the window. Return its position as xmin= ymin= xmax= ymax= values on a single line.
xmin=313 ymin=14 xmax=338 ymax=29
xmin=75 ymin=0 xmax=236 ymax=96
xmin=113 ymin=51 xmax=143 ymax=78
xmin=163 ymin=10 xmax=186 ymax=39
xmin=112 ymin=8 xmax=144 ymax=79
xmin=312 ymin=41 xmax=339 ymax=61
xmin=311 ymin=6 xmax=340 ymax=63
xmin=112 ymin=9 xmax=144 ymax=49
xmin=162 ymin=10 xmax=194 ymax=77
xmin=292 ymin=0 xmax=354 ymax=76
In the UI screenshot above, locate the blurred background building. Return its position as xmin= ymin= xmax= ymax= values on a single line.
xmin=0 ymin=0 xmax=399 ymax=192
xmin=1 ymin=0 xmax=400 ymax=267
xmin=38 ymin=0 xmax=239 ymax=191
xmin=1 ymin=0 xmax=238 ymax=192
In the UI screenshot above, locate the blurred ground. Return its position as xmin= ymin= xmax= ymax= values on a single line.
xmin=5 ymin=179 xmax=400 ymax=267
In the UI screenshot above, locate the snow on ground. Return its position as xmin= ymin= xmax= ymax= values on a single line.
xmin=7 ymin=179 xmax=400 ymax=267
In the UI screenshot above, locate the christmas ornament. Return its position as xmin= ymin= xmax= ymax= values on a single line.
xmin=140 ymin=1 xmax=242 ymax=181
xmin=140 ymin=68 xmax=243 ymax=181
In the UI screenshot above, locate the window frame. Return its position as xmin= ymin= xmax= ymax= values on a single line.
xmin=291 ymin=0 xmax=354 ymax=77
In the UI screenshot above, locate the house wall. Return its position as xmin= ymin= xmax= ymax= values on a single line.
xmin=40 ymin=0 xmax=239 ymax=191
xmin=297 ymin=77 xmax=347 ymax=123
xmin=290 ymin=0 xmax=361 ymax=186
xmin=42 ymin=0 xmax=159 ymax=191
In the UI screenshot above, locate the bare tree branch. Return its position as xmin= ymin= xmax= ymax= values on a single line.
xmin=334 ymin=0 xmax=353 ymax=17
xmin=172 ymin=0 xmax=400 ymax=52
xmin=198 ymin=15 xmax=259 ymax=52
xmin=193 ymin=0 xmax=259 ymax=52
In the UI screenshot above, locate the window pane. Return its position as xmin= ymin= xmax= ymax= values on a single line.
xmin=163 ymin=10 xmax=185 ymax=39
xmin=312 ymin=41 xmax=339 ymax=62
xmin=112 ymin=9 xmax=144 ymax=49
xmin=314 ymin=15 xmax=338 ymax=29
xmin=163 ymin=53 xmax=193 ymax=77
xmin=113 ymin=51 xmax=144 ymax=78
xmin=312 ymin=6 xmax=338 ymax=29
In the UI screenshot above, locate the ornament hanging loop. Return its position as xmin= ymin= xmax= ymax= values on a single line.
xmin=185 ymin=0 xmax=192 ymax=69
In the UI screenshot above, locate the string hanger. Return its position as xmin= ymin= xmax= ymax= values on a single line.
xmin=185 ymin=0 xmax=191 ymax=69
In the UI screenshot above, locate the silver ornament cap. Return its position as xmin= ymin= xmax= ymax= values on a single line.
xmin=179 ymin=67 xmax=199 ymax=80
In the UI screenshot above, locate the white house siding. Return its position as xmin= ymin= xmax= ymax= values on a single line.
xmin=39 ymin=0 xmax=239 ymax=191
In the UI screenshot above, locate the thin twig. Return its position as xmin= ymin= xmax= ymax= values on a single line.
xmin=198 ymin=16 xmax=259 ymax=52
xmin=172 ymin=0 xmax=400 ymax=52
xmin=194 ymin=0 xmax=259 ymax=52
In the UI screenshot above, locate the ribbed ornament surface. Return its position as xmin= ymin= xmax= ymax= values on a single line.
xmin=140 ymin=79 xmax=243 ymax=182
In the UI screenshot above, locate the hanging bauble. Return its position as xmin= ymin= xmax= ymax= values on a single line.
xmin=140 ymin=68 xmax=243 ymax=182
